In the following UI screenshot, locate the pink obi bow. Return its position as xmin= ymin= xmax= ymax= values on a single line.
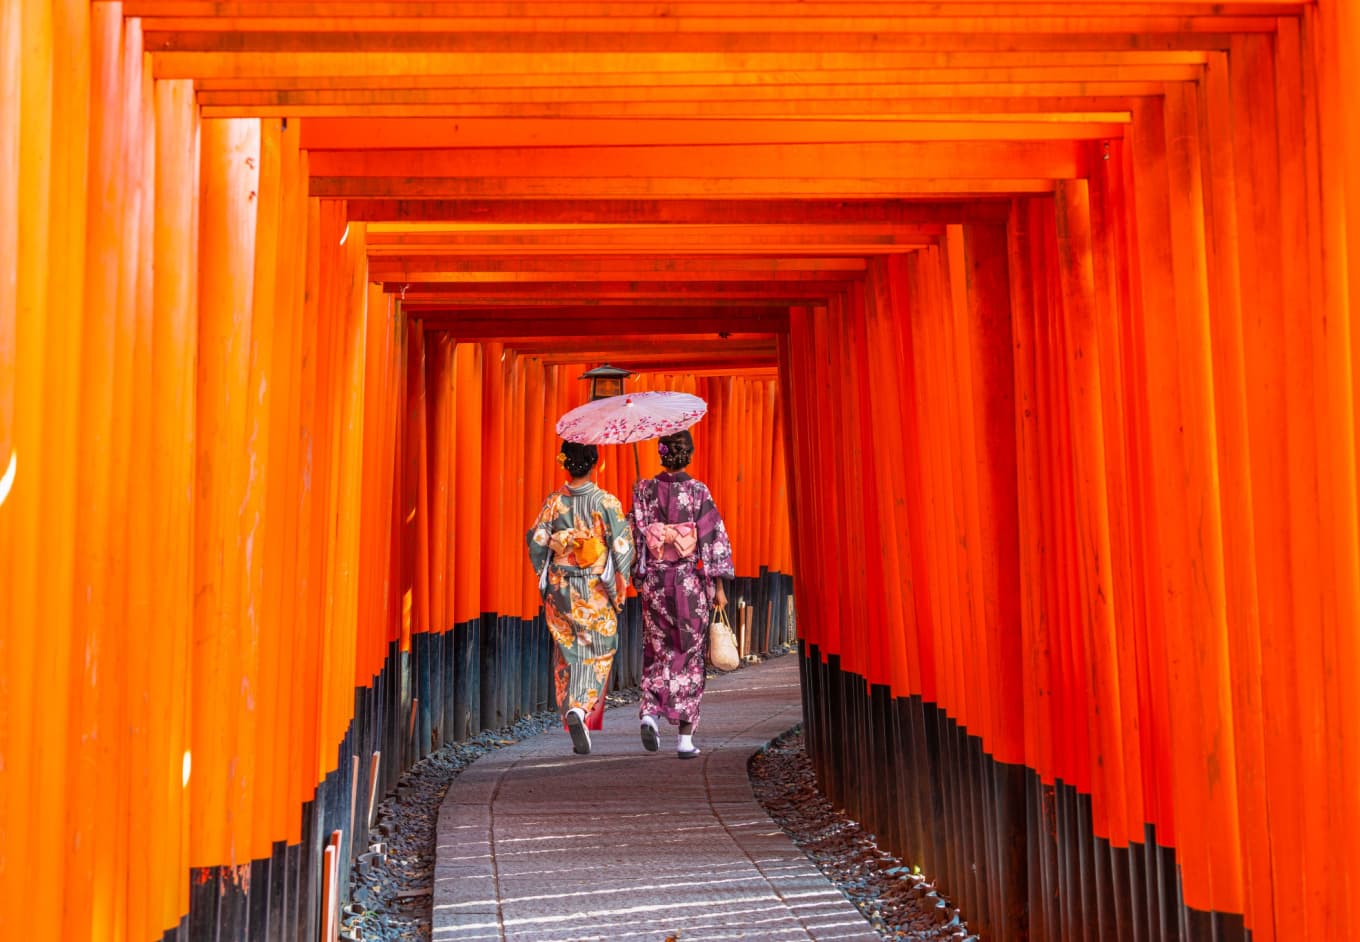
xmin=642 ymin=522 xmax=698 ymax=561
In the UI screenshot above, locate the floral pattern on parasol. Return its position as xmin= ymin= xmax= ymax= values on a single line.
xmin=555 ymin=390 xmax=708 ymax=445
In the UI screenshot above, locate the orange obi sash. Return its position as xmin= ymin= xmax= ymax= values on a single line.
xmin=642 ymin=521 xmax=698 ymax=562
xmin=549 ymin=527 xmax=607 ymax=571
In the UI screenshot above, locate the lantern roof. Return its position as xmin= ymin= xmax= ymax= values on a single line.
xmin=579 ymin=364 xmax=635 ymax=381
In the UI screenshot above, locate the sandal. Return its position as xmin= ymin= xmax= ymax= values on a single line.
xmin=566 ymin=709 xmax=591 ymax=755
xmin=640 ymin=721 xmax=660 ymax=753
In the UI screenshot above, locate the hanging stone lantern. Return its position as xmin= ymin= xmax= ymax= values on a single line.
xmin=580 ymin=363 xmax=634 ymax=400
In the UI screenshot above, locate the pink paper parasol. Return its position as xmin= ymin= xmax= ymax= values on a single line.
xmin=555 ymin=390 xmax=708 ymax=445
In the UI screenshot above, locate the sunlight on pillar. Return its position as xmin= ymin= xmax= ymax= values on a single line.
xmin=0 ymin=450 xmax=15 ymax=507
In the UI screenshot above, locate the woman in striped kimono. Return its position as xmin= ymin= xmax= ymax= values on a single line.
xmin=631 ymin=430 xmax=734 ymax=758
xmin=526 ymin=441 xmax=635 ymax=755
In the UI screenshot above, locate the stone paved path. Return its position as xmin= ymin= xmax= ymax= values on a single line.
xmin=432 ymin=655 xmax=880 ymax=941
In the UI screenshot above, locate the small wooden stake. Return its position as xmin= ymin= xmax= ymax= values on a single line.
xmin=367 ymin=751 xmax=382 ymax=831
xmin=348 ymin=754 xmax=360 ymax=854
xmin=321 ymin=829 xmax=343 ymax=941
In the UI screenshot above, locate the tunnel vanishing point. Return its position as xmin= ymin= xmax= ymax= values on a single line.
xmin=3 ymin=3 xmax=1360 ymax=941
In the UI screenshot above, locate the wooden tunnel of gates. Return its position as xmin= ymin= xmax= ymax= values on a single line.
xmin=2 ymin=3 xmax=1359 ymax=941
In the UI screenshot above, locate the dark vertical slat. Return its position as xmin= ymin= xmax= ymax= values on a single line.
xmin=411 ymin=631 xmax=427 ymax=757
xmin=426 ymin=630 xmax=441 ymax=749
xmin=425 ymin=628 xmax=437 ymax=748
xmin=445 ymin=626 xmax=456 ymax=741
xmin=248 ymin=856 xmax=271 ymax=941
xmin=455 ymin=619 xmax=477 ymax=739
xmin=265 ymin=837 xmax=286 ymax=940
xmin=510 ymin=614 xmax=525 ymax=722
xmin=318 ymin=766 xmax=342 ymax=939
xmin=524 ymin=615 xmax=538 ymax=714
xmin=516 ymin=617 xmax=531 ymax=718
xmin=821 ymin=652 xmax=840 ymax=806
xmin=1076 ymin=793 xmax=1096 ymax=942
xmin=935 ymin=712 xmax=959 ymax=903
xmin=1057 ymin=782 xmax=1078 ymax=941
xmin=1129 ymin=835 xmax=1150 ymax=942
xmin=480 ymin=617 xmax=493 ymax=735
xmin=995 ymin=761 xmax=1030 ymax=942
xmin=982 ymin=753 xmax=1004 ymax=942
xmin=1095 ymin=835 xmax=1117 ymax=942
xmin=493 ymin=615 xmax=507 ymax=726
xmin=1157 ymin=832 xmax=1182 ymax=942
xmin=284 ymin=839 xmax=302 ymax=942
xmin=535 ymin=614 xmax=546 ymax=706
xmin=467 ymin=616 xmax=483 ymax=733
xmin=339 ymin=727 xmax=356 ymax=900
xmin=187 ymin=868 xmax=220 ymax=942
xmin=921 ymin=703 xmax=948 ymax=889
xmin=400 ymin=635 xmax=409 ymax=764
xmin=491 ymin=615 xmax=508 ymax=728
xmin=299 ymin=798 xmax=320 ymax=942
xmin=216 ymin=866 xmax=250 ymax=942
xmin=802 ymin=645 xmax=818 ymax=784
xmin=628 ymin=598 xmax=643 ymax=689
xmin=868 ymin=684 xmax=894 ymax=850
xmin=1026 ymin=774 xmax=1048 ymax=941
xmin=965 ymin=734 xmax=988 ymax=934
xmin=905 ymin=696 xmax=931 ymax=867
xmin=1110 ymin=843 xmax=1135 ymax=942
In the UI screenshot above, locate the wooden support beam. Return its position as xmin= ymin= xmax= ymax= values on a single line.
xmin=345 ymin=198 xmax=1010 ymax=225
xmin=291 ymin=116 xmax=1130 ymax=148
xmin=201 ymin=93 xmax=1146 ymax=119
xmin=306 ymin=141 xmax=1084 ymax=183
xmin=232 ymin=92 xmax=1141 ymax=114
xmin=193 ymin=75 xmax=1183 ymax=98
xmin=362 ymin=227 xmax=940 ymax=257
xmin=305 ymin=140 xmax=1088 ymax=199
xmin=316 ymin=178 xmax=1060 ymax=198
xmin=144 ymin=28 xmax=1245 ymax=55
xmin=411 ymin=303 xmax=786 ymax=319
xmin=517 ymin=338 xmax=776 ymax=352
xmin=412 ymin=308 xmax=790 ymax=337
xmin=157 ymin=51 xmax=1207 ymax=83
xmin=124 ymin=2 xmax=1307 ymax=17
xmin=385 ymin=269 xmax=864 ymax=284
xmin=384 ymin=280 xmax=856 ymax=302
xmin=370 ymin=256 xmax=867 ymax=273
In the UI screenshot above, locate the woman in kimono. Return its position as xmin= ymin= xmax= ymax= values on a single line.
xmin=631 ymin=429 xmax=734 ymax=758
xmin=526 ymin=441 xmax=635 ymax=755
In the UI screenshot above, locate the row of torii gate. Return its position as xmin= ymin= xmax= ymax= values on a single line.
xmin=2 ymin=3 xmax=1359 ymax=940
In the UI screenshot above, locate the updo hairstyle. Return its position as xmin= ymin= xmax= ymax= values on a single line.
xmin=559 ymin=440 xmax=599 ymax=477
xmin=657 ymin=430 xmax=694 ymax=471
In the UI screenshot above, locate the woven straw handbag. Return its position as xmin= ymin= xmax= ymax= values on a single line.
xmin=708 ymin=604 xmax=740 ymax=671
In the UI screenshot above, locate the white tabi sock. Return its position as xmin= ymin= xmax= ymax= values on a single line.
xmin=677 ymin=733 xmax=694 ymax=752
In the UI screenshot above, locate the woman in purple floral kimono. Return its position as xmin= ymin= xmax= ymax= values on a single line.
xmin=631 ymin=429 xmax=734 ymax=758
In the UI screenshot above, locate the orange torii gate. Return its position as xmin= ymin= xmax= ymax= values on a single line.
xmin=2 ymin=3 xmax=1359 ymax=941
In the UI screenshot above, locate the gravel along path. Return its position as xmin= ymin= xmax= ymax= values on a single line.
xmin=749 ymin=727 xmax=976 ymax=942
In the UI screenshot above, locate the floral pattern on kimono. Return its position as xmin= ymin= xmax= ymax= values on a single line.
xmin=526 ymin=482 xmax=634 ymax=730
xmin=631 ymin=471 xmax=734 ymax=727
